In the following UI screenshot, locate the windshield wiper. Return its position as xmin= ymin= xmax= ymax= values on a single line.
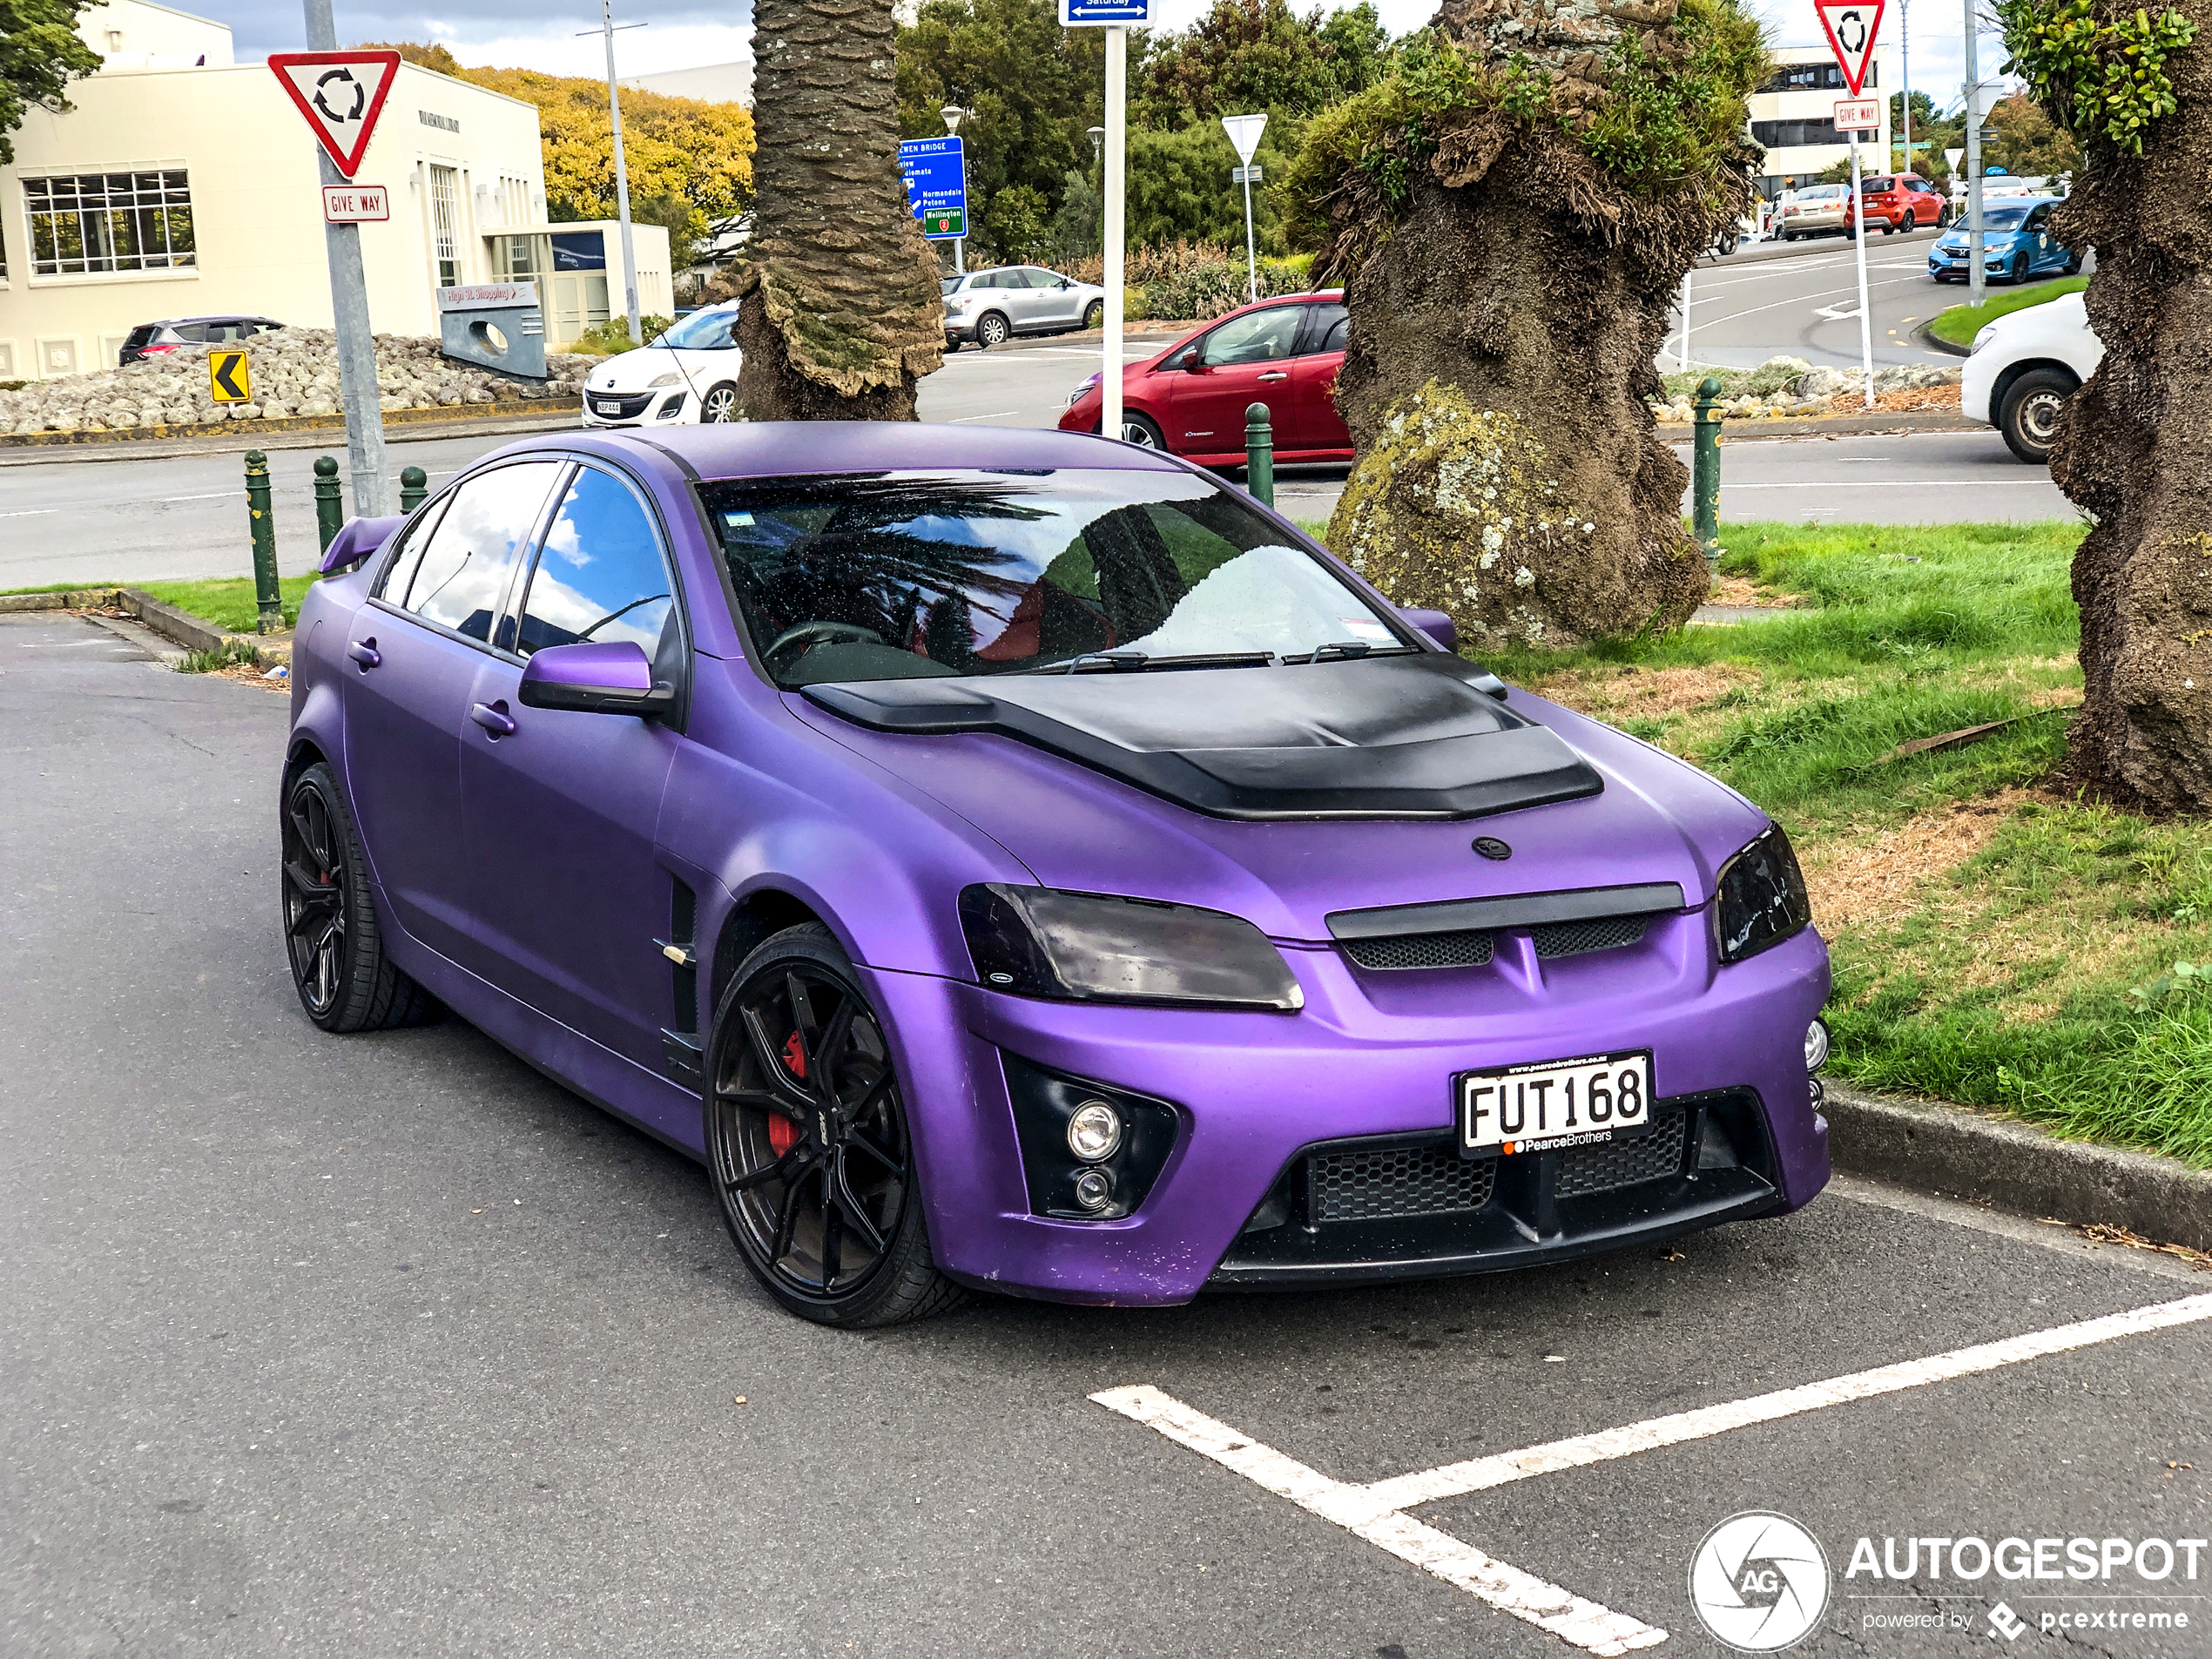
xmin=1008 ymin=650 xmax=1279 ymax=676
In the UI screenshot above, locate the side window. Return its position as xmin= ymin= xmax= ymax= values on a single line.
xmin=1303 ymin=302 xmax=1348 ymax=355
xmin=376 ymin=493 xmax=452 ymax=604
xmin=2027 ymin=206 xmax=2048 ymax=232
xmin=518 ymin=467 xmax=682 ymax=684
xmin=396 ymin=460 xmax=565 ymax=643
xmin=1201 ymin=307 xmax=1301 ymax=367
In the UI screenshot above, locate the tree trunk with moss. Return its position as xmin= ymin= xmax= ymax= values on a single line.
xmin=1293 ymin=0 xmax=1764 ymax=648
xmin=2010 ymin=0 xmax=2209 ymax=808
xmin=725 ymin=0 xmax=945 ymax=419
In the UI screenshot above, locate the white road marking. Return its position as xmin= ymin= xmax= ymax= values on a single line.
xmin=1090 ymin=1384 xmax=1668 ymax=1656
xmin=948 ymin=410 xmax=1022 ymax=423
xmin=1814 ymin=304 xmax=1864 ymax=320
xmin=1096 ymin=1292 xmax=2212 ymax=1652
xmin=161 ymin=491 xmax=240 ymax=502
xmin=1717 ymin=480 xmax=2009 ymax=489
xmin=0 ymin=509 xmax=57 ymax=518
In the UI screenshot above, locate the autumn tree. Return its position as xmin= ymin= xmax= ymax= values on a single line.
xmin=1 ymin=0 xmax=102 ymax=165
xmin=1289 ymin=2 xmax=1766 ymax=648
xmin=1999 ymin=0 xmax=2209 ymax=807
xmin=726 ymin=0 xmax=944 ymax=418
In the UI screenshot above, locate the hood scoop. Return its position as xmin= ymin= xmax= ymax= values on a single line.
xmin=801 ymin=654 xmax=1602 ymax=821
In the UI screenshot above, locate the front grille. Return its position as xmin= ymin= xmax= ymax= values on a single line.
xmin=1342 ymin=929 xmax=1494 ymax=971
xmin=1308 ymin=1143 xmax=1495 ymax=1222
xmin=1533 ymin=914 xmax=1649 ymax=959
xmin=1554 ymin=1108 xmax=1688 ymax=1197
xmin=590 ymin=391 xmax=653 ymax=420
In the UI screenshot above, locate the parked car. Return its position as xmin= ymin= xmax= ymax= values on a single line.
xmin=1856 ymin=173 xmax=1949 ymax=233
xmin=579 ymin=300 xmax=742 ymax=428
xmin=118 ymin=314 xmax=284 ymax=366
xmin=1960 ymin=288 xmax=2101 ymax=463
xmin=1058 ymin=292 xmax=1350 ymax=465
xmin=942 ymin=265 xmax=1106 ymax=350
xmin=1928 ymin=198 xmax=2080 ymax=285
xmin=1777 ymin=185 xmax=1855 ymax=240
xmin=287 ymin=422 xmax=1833 ymax=1326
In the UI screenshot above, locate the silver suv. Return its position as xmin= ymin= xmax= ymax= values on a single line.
xmin=942 ymin=266 xmax=1106 ymax=350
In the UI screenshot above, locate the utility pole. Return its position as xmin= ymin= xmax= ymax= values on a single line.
xmin=1103 ymin=24 xmax=1125 ymax=443
xmin=1899 ymin=0 xmax=1911 ymax=171
xmin=1965 ymin=0 xmax=1986 ymax=307
xmin=300 ymin=0 xmax=389 ymax=516
xmin=583 ymin=0 xmax=644 ymax=344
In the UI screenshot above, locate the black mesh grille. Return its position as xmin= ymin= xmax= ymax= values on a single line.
xmin=590 ymin=391 xmax=655 ymax=420
xmin=1341 ymin=929 xmax=1495 ymax=971
xmin=1554 ymin=1108 xmax=1688 ymax=1197
xmin=1533 ymin=915 xmax=1650 ymax=959
xmin=1308 ymin=1143 xmax=1495 ymax=1221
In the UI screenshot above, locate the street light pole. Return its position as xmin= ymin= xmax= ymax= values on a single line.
xmin=1899 ymin=0 xmax=1911 ymax=170
xmin=941 ymin=105 xmax=969 ymax=275
xmin=1965 ymin=1 xmax=1986 ymax=307
xmin=1102 ymin=25 xmax=1125 ymax=443
xmin=588 ymin=0 xmax=643 ymax=344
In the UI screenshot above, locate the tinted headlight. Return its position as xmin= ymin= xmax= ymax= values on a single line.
xmin=1714 ymin=826 xmax=1812 ymax=964
xmin=960 ymin=884 xmax=1303 ymax=1011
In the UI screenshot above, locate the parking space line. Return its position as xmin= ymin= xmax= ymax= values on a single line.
xmin=1096 ymin=1293 xmax=2212 ymax=1652
xmin=1090 ymin=1385 xmax=1668 ymax=1655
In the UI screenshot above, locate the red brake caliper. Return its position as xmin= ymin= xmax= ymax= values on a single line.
xmin=767 ymin=1030 xmax=806 ymax=1155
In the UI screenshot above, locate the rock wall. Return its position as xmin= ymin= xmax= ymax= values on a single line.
xmin=0 ymin=329 xmax=593 ymax=436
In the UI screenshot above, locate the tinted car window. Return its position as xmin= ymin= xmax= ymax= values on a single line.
xmin=1304 ymin=302 xmax=1348 ymax=354
xmin=1862 ymin=177 xmax=1894 ymax=192
xmin=397 ymin=461 xmax=565 ymax=643
xmin=377 ymin=494 xmax=453 ymax=605
xmin=517 ymin=468 xmax=680 ymax=678
xmin=171 ymin=322 xmax=207 ymax=342
xmin=1202 ymin=307 xmax=1301 ymax=366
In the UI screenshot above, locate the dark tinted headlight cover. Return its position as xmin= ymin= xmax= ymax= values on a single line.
xmin=1715 ymin=826 xmax=1813 ymax=963
xmin=960 ymin=884 xmax=1303 ymax=1011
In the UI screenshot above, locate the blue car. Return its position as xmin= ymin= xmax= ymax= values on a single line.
xmin=1929 ymin=198 xmax=2081 ymax=284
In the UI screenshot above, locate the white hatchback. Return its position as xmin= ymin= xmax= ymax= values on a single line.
xmin=579 ymin=301 xmax=744 ymax=428
xmin=1960 ymin=290 xmax=2101 ymax=463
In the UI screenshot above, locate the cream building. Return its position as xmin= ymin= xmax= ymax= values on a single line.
xmin=0 ymin=0 xmax=671 ymax=380
xmin=1747 ymin=44 xmax=1898 ymax=200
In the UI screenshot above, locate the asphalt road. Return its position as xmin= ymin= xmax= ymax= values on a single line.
xmin=5 ymin=611 xmax=2206 ymax=1658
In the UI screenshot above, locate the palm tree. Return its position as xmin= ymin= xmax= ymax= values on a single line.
xmin=728 ymin=0 xmax=945 ymax=418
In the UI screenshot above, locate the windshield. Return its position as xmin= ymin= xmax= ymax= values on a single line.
xmin=1978 ymin=206 xmax=2033 ymax=230
xmin=703 ymin=469 xmax=1408 ymax=688
xmin=651 ymin=308 xmax=736 ymax=350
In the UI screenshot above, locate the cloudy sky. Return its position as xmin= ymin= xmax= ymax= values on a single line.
xmin=199 ymin=0 xmax=1998 ymax=112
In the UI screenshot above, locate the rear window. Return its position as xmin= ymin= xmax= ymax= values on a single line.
xmin=124 ymin=325 xmax=159 ymax=348
xmin=1862 ymin=177 xmax=1894 ymax=192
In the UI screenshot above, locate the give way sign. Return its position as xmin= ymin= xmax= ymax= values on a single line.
xmin=267 ymin=50 xmax=401 ymax=179
xmin=1812 ymin=0 xmax=1885 ymax=98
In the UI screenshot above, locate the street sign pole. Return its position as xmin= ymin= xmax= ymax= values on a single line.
xmin=1815 ymin=2 xmax=1885 ymax=409
xmin=598 ymin=0 xmax=643 ymax=345
xmin=1849 ymin=128 xmax=1874 ymax=408
xmin=1221 ymin=115 xmax=1266 ymax=304
xmin=1103 ymin=24 xmax=1126 ymax=443
xmin=1965 ymin=7 xmax=1986 ymax=307
xmin=298 ymin=0 xmax=390 ymax=517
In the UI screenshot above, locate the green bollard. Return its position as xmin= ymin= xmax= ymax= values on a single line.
xmin=312 ymin=455 xmax=344 ymax=554
xmin=1244 ymin=401 xmax=1274 ymax=509
xmin=245 ymin=449 xmax=283 ymax=634
xmin=399 ymin=465 xmax=428 ymax=515
xmin=1692 ymin=374 xmax=1723 ymax=570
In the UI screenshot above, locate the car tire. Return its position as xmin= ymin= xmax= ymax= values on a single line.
xmin=704 ymin=923 xmax=966 ymax=1329
xmin=280 ymin=761 xmax=439 ymax=1034
xmin=1900 ymin=211 xmax=1916 ymax=233
xmin=1782 ymin=231 xmax=1797 ymax=243
xmin=1116 ymin=411 xmax=1166 ymax=448
xmin=974 ymin=312 xmax=1010 ymax=349
xmin=2064 ymin=252 xmax=2083 ymax=275
xmin=1082 ymin=300 xmax=1105 ymax=330
xmin=699 ymin=381 xmax=738 ymax=423
xmin=1998 ymin=368 xmax=2074 ymax=465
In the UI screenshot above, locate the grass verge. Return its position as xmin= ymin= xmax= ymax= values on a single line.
xmin=1927 ymin=273 xmax=2087 ymax=346
xmin=138 ymin=575 xmax=317 ymax=633
xmin=1299 ymin=516 xmax=2212 ymax=1168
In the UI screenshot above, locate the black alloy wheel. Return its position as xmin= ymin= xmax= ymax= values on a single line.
xmin=974 ymin=311 xmax=1010 ymax=349
xmin=700 ymin=381 xmax=738 ymax=422
xmin=705 ymin=924 xmax=963 ymax=1327
xmin=280 ymin=762 xmax=437 ymax=1032
xmin=1082 ymin=300 xmax=1105 ymax=329
xmin=1901 ymin=210 xmax=1916 ymax=232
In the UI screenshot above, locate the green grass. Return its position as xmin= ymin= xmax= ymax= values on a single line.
xmin=1303 ymin=516 xmax=2212 ymax=1168
xmin=1927 ymin=273 xmax=2087 ymax=346
xmin=177 ymin=637 xmax=263 ymax=674
xmin=138 ymin=575 xmax=318 ymax=633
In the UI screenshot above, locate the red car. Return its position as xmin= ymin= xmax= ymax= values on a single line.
xmin=1058 ymin=291 xmax=1351 ymax=464
xmin=1857 ymin=173 xmax=1950 ymax=233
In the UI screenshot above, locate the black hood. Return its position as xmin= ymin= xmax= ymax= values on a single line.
xmin=800 ymin=653 xmax=1602 ymax=821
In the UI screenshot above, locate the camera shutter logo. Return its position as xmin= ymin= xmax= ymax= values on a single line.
xmin=1689 ymin=1512 xmax=1831 ymax=1651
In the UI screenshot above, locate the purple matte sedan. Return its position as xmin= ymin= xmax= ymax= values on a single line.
xmin=282 ymin=424 xmax=1832 ymax=1326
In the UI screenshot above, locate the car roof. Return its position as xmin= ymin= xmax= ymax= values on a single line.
xmin=570 ymin=421 xmax=1195 ymax=482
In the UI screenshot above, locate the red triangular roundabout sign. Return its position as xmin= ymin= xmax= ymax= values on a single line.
xmin=268 ymin=50 xmax=401 ymax=179
xmin=1812 ymin=0 xmax=1885 ymax=98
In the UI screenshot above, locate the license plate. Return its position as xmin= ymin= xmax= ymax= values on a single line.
xmin=1456 ymin=1050 xmax=1654 ymax=1157
xmin=595 ymin=399 xmax=622 ymax=415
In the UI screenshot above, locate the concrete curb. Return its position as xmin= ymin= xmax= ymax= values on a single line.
xmin=1 ymin=586 xmax=238 ymax=656
xmin=1914 ymin=319 xmax=1973 ymax=358
xmin=1708 ymin=409 xmax=1979 ymax=440
xmin=1822 ymin=1080 xmax=2212 ymax=1251
xmin=0 ymin=396 xmax=584 ymax=453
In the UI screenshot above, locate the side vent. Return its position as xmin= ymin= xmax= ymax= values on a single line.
xmin=658 ymin=878 xmax=703 ymax=1090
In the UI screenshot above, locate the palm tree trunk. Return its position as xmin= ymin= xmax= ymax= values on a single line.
xmin=729 ymin=0 xmax=945 ymax=419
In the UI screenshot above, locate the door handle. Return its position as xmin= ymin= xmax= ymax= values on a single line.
xmin=469 ymin=700 xmax=516 ymax=738
xmin=1258 ymin=371 xmax=1290 ymax=381
xmin=347 ymin=638 xmax=381 ymax=671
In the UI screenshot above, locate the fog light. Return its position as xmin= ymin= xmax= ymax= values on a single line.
xmin=1067 ymin=1100 xmax=1123 ymax=1162
xmin=1804 ymin=1017 xmax=1831 ymax=1073
xmin=1073 ymin=1168 xmax=1115 ymax=1211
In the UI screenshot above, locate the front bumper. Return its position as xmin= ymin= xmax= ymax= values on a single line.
xmin=864 ymin=915 xmax=1831 ymax=1306
xmin=580 ymin=387 xmax=692 ymax=428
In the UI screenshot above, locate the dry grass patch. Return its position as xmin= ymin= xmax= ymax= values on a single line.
xmin=1705 ymin=571 xmax=1811 ymax=609
xmin=1526 ymin=662 xmax=1763 ymax=721
xmin=1804 ymin=788 xmax=2044 ymax=935
xmin=1824 ymin=382 xmax=1963 ymax=416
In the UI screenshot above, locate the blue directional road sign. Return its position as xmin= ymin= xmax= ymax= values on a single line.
xmin=898 ymin=137 xmax=968 ymax=241
xmin=1061 ymin=0 xmax=1147 ymax=23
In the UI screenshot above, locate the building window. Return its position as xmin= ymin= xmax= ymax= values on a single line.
xmin=430 ymin=164 xmax=461 ymax=287
xmin=493 ymin=233 xmax=545 ymax=282
xmin=1755 ymin=61 xmax=1877 ymax=94
xmin=1752 ymin=118 xmax=1847 ymax=148
xmin=24 ymin=171 xmax=195 ymax=277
